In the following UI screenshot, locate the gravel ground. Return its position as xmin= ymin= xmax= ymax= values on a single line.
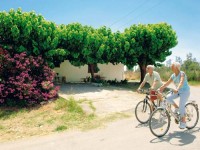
xmin=58 ymin=83 xmax=143 ymax=115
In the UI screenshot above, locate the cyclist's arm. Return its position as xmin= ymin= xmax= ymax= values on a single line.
xmin=159 ymin=78 xmax=172 ymax=91
xmin=138 ymin=74 xmax=147 ymax=91
xmin=138 ymin=81 xmax=145 ymax=90
xmin=175 ymin=73 xmax=184 ymax=92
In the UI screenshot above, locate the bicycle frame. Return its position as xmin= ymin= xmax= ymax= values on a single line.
xmin=165 ymin=103 xmax=179 ymax=121
xmin=161 ymin=100 xmax=198 ymax=122
xmin=140 ymin=89 xmax=160 ymax=110
xmin=149 ymin=91 xmax=199 ymax=137
xmin=135 ymin=89 xmax=160 ymax=124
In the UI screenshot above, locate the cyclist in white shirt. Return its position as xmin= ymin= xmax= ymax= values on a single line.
xmin=137 ymin=65 xmax=163 ymax=109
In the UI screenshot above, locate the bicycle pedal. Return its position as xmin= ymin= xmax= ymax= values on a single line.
xmin=174 ymin=119 xmax=179 ymax=124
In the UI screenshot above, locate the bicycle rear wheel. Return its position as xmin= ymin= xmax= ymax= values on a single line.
xmin=135 ymin=100 xmax=152 ymax=124
xmin=185 ymin=103 xmax=199 ymax=129
xmin=149 ymin=108 xmax=170 ymax=137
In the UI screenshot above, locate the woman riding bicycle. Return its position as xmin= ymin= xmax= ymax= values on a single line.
xmin=159 ymin=62 xmax=190 ymax=129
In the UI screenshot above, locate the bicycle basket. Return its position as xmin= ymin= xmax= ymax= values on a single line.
xmin=150 ymin=90 xmax=157 ymax=101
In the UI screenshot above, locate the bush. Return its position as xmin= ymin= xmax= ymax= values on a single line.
xmin=0 ymin=49 xmax=59 ymax=107
xmin=124 ymin=71 xmax=140 ymax=80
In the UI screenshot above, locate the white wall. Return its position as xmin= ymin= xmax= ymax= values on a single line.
xmin=98 ymin=63 xmax=124 ymax=81
xmin=54 ymin=60 xmax=124 ymax=82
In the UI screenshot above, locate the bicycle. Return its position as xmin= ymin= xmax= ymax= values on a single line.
xmin=149 ymin=91 xmax=199 ymax=137
xmin=135 ymin=89 xmax=161 ymax=124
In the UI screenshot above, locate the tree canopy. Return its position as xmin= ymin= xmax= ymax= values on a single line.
xmin=123 ymin=23 xmax=178 ymax=82
xmin=0 ymin=9 xmax=178 ymax=81
xmin=0 ymin=8 xmax=65 ymax=68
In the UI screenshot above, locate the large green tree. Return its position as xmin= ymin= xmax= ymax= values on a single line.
xmin=58 ymin=24 xmax=118 ymax=79
xmin=0 ymin=8 xmax=65 ymax=68
xmin=57 ymin=23 xmax=88 ymax=65
xmin=124 ymin=23 xmax=178 ymax=82
xmin=0 ymin=9 xmax=178 ymax=82
xmin=83 ymin=26 xmax=105 ymax=78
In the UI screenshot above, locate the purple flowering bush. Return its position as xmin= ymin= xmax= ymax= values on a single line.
xmin=0 ymin=49 xmax=59 ymax=106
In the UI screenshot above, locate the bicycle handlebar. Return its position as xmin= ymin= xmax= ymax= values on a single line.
xmin=138 ymin=89 xmax=150 ymax=95
xmin=138 ymin=88 xmax=174 ymax=97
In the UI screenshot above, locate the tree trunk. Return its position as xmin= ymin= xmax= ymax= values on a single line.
xmin=138 ymin=63 xmax=147 ymax=83
xmin=88 ymin=64 xmax=95 ymax=79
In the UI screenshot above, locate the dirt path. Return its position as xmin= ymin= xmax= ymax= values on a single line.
xmin=58 ymin=83 xmax=144 ymax=115
xmin=59 ymin=83 xmax=199 ymax=115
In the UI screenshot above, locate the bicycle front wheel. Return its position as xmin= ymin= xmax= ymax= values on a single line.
xmin=185 ymin=103 xmax=199 ymax=129
xmin=135 ymin=100 xmax=152 ymax=124
xmin=149 ymin=108 xmax=170 ymax=137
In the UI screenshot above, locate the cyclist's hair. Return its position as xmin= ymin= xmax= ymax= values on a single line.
xmin=147 ymin=65 xmax=154 ymax=70
xmin=172 ymin=62 xmax=181 ymax=70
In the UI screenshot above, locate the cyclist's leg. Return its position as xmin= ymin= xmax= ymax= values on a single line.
xmin=166 ymin=92 xmax=179 ymax=108
xmin=150 ymin=101 xmax=155 ymax=111
xmin=179 ymin=90 xmax=190 ymax=122
xmin=156 ymin=91 xmax=163 ymax=107
xmin=157 ymin=91 xmax=162 ymax=101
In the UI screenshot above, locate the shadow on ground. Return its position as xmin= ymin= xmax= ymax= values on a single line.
xmin=150 ymin=127 xmax=200 ymax=146
xmin=58 ymin=82 xmax=141 ymax=95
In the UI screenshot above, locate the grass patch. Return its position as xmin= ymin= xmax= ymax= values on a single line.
xmin=0 ymin=97 xmax=93 ymax=142
xmin=54 ymin=97 xmax=68 ymax=110
xmin=0 ymin=108 xmax=27 ymax=120
xmin=189 ymin=81 xmax=200 ymax=86
xmin=67 ymin=98 xmax=84 ymax=114
xmin=88 ymin=101 xmax=96 ymax=112
xmin=0 ymin=97 xmax=130 ymax=142
xmin=0 ymin=124 xmax=5 ymax=130
xmin=77 ymin=98 xmax=96 ymax=113
xmin=55 ymin=125 xmax=68 ymax=132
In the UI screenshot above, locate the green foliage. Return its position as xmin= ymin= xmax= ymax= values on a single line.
xmin=0 ymin=8 xmax=178 ymax=83
xmin=181 ymin=53 xmax=200 ymax=81
xmin=158 ymin=53 xmax=200 ymax=82
xmin=155 ymin=65 xmax=172 ymax=81
xmin=124 ymin=23 xmax=178 ymax=82
xmin=57 ymin=23 xmax=87 ymax=66
xmin=0 ymin=8 xmax=63 ymax=68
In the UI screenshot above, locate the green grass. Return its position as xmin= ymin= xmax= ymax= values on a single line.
xmin=89 ymin=101 xmax=96 ymax=111
xmin=54 ymin=97 xmax=68 ymax=110
xmin=0 ymin=124 xmax=5 ymax=130
xmin=0 ymin=108 xmax=27 ymax=120
xmin=55 ymin=125 xmax=68 ymax=132
xmin=189 ymin=80 xmax=200 ymax=86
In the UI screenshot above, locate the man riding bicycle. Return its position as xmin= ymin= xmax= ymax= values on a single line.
xmin=137 ymin=65 xmax=163 ymax=109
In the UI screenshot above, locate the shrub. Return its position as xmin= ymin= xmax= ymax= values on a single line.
xmin=0 ymin=49 xmax=59 ymax=106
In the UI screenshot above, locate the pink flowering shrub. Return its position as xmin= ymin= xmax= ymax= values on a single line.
xmin=0 ymin=49 xmax=59 ymax=106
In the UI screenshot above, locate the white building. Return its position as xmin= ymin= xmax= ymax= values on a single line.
xmin=54 ymin=60 xmax=125 ymax=82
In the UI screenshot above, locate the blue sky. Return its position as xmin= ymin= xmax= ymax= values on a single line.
xmin=1 ymin=0 xmax=200 ymax=62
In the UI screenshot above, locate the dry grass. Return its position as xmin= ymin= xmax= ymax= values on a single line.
xmin=124 ymin=71 xmax=140 ymax=81
xmin=0 ymin=97 xmax=130 ymax=142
